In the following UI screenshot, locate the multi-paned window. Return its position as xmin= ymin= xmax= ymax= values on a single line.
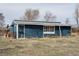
xmin=43 ymin=26 xmax=55 ymax=32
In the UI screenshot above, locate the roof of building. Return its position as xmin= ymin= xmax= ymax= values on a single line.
xmin=12 ymin=20 xmax=72 ymax=26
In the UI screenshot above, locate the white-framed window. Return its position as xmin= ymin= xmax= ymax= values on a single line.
xmin=43 ymin=26 xmax=55 ymax=32
xmin=43 ymin=26 xmax=55 ymax=35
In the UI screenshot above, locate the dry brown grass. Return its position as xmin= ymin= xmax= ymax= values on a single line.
xmin=0 ymin=36 xmax=79 ymax=56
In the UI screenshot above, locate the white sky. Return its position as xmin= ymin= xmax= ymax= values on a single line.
xmin=0 ymin=3 xmax=77 ymax=25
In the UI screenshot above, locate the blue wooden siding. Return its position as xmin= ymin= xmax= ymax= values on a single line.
xmin=18 ymin=25 xmax=24 ymax=38
xmin=55 ymin=26 xmax=71 ymax=36
xmin=61 ymin=26 xmax=71 ymax=36
xmin=55 ymin=26 xmax=60 ymax=36
xmin=18 ymin=25 xmax=43 ymax=38
xmin=11 ymin=24 xmax=71 ymax=38
xmin=10 ymin=25 xmax=16 ymax=38
xmin=25 ymin=25 xmax=43 ymax=38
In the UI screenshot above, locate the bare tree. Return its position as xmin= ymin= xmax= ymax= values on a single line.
xmin=32 ymin=10 xmax=39 ymax=20
xmin=44 ymin=11 xmax=56 ymax=22
xmin=23 ymin=9 xmax=39 ymax=21
xmin=75 ymin=5 xmax=79 ymax=25
xmin=0 ymin=13 xmax=5 ymax=28
xmin=74 ymin=4 xmax=79 ymax=34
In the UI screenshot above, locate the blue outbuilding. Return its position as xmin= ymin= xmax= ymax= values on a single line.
xmin=11 ymin=20 xmax=72 ymax=39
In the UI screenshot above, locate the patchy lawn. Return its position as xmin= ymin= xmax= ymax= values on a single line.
xmin=0 ymin=36 xmax=79 ymax=56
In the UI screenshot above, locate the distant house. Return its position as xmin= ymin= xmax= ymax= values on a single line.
xmin=11 ymin=20 xmax=72 ymax=39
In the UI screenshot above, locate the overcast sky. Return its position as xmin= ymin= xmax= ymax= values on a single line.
xmin=0 ymin=3 xmax=77 ymax=25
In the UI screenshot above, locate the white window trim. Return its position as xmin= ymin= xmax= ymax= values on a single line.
xmin=43 ymin=26 xmax=55 ymax=37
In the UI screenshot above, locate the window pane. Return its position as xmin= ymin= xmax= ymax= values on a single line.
xmin=43 ymin=26 xmax=54 ymax=32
